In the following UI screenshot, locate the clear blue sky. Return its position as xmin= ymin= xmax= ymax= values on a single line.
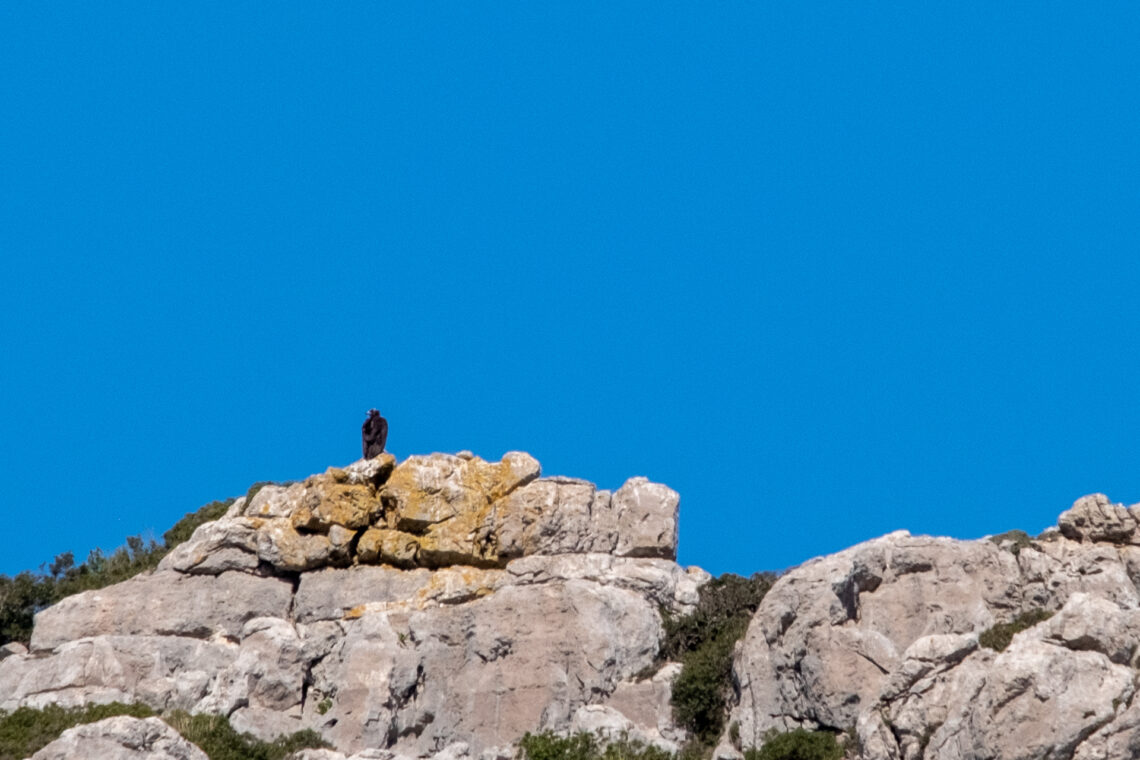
xmin=3 ymin=4 xmax=1140 ymax=577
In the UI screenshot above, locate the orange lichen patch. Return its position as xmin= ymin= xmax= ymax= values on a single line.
xmin=343 ymin=600 xmax=412 ymax=619
xmin=291 ymin=480 xmax=382 ymax=532
xmin=357 ymin=528 xmax=421 ymax=567
xmin=412 ymin=566 xmax=505 ymax=607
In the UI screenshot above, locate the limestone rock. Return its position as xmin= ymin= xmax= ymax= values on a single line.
xmin=1058 ymin=493 xmax=1139 ymax=543
xmin=0 ymin=641 xmax=27 ymax=659
xmin=496 ymin=477 xmax=613 ymax=558
xmin=727 ymin=495 xmax=1140 ymax=760
xmin=308 ymin=580 xmax=662 ymax=756
xmin=611 ymin=478 xmax=679 ymax=560
xmin=357 ymin=528 xmax=421 ymax=568
xmin=30 ymin=571 xmax=293 ymax=652
xmin=598 ymin=662 xmax=685 ymax=748
xmin=30 ymin=716 xmax=208 ymax=760
xmin=156 ymin=518 xmax=260 ymax=575
xmin=0 ymin=635 xmax=238 ymax=711
xmin=0 ymin=451 xmax=692 ymax=757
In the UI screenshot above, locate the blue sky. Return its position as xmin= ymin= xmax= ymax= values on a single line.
xmin=2 ymin=4 xmax=1140 ymax=577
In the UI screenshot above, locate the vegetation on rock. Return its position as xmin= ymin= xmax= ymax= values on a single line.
xmin=662 ymin=572 xmax=776 ymax=748
xmin=517 ymin=731 xmax=674 ymax=760
xmin=0 ymin=701 xmax=155 ymax=760
xmin=987 ymin=529 xmax=1039 ymax=556
xmin=743 ymin=728 xmax=843 ymax=760
xmin=164 ymin=710 xmax=329 ymax=760
xmin=0 ymin=497 xmax=236 ymax=645
xmin=0 ymin=701 xmax=328 ymax=760
xmin=978 ymin=608 xmax=1054 ymax=652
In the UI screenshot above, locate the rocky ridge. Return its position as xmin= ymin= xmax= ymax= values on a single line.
xmin=723 ymin=493 xmax=1140 ymax=760
xmin=13 ymin=456 xmax=1140 ymax=760
xmin=3 ymin=452 xmax=701 ymax=759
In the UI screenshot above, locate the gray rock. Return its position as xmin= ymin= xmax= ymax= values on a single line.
xmin=0 ymin=641 xmax=27 ymax=659
xmin=309 ymin=579 xmax=662 ymax=756
xmin=29 ymin=716 xmax=208 ymax=760
xmin=0 ymin=635 xmax=237 ymax=712
xmin=156 ymin=518 xmax=260 ymax=575
xmin=30 ymin=571 xmax=293 ymax=651
xmin=1058 ymin=493 xmax=1139 ymax=543
xmin=611 ymin=478 xmax=679 ymax=560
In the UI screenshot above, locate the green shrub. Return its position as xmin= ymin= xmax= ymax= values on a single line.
xmin=978 ymin=608 xmax=1054 ymax=652
xmin=517 ymin=732 xmax=674 ymax=760
xmin=743 ymin=729 xmax=842 ymax=760
xmin=671 ymin=624 xmax=743 ymax=744
xmin=163 ymin=499 xmax=235 ymax=548
xmin=987 ymin=530 xmax=1038 ymax=556
xmin=0 ymin=702 xmax=155 ymax=760
xmin=664 ymin=573 xmax=775 ymax=749
xmin=163 ymin=711 xmax=329 ymax=760
xmin=0 ymin=496 xmax=237 ymax=646
xmin=518 ymin=732 xmax=601 ymax=760
xmin=661 ymin=573 xmax=775 ymax=660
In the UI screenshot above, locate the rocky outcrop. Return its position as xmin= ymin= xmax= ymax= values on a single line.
xmin=0 ymin=452 xmax=694 ymax=757
xmin=30 ymin=716 xmax=208 ymax=760
xmin=725 ymin=493 xmax=1140 ymax=760
xmin=14 ymin=447 xmax=1140 ymax=760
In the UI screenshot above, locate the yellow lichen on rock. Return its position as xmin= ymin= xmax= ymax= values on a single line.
xmin=357 ymin=528 xmax=421 ymax=567
xmin=375 ymin=452 xmax=541 ymax=568
xmin=291 ymin=480 xmax=380 ymax=532
xmin=412 ymin=566 xmax=504 ymax=608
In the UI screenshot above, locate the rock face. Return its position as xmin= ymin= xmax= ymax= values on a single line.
xmin=0 ymin=452 xmax=695 ymax=757
xmin=12 ymin=449 xmax=1140 ymax=760
xmin=725 ymin=493 xmax=1140 ymax=760
xmin=30 ymin=716 xmax=209 ymax=760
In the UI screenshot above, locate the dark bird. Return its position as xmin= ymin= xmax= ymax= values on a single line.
xmin=362 ymin=409 xmax=388 ymax=459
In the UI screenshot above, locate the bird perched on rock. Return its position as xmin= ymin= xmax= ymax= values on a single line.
xmin=362 ymin=409 xmax=388 ymax=458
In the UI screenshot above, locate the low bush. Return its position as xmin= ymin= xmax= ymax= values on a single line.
xmin=164 ymin=711 xmax=329 ymax=760
xmin=743 ymin=728 xmax=842 ymax=760
xmin=162 ymin=498 xmax=235 ymax=547
xmin=661 ymin=573 xmax=775 ymax=661
xmin=663 ymin=573 xmax=775 ymax=748
xmin=0 ymin=701 xmax=155 ymax=760
xmin=978 ymin=608 xmax=1054 ymax=652
xmin=517 ymin=731 xmax=674 ymax=760
xmin=517 ymin=731 xmax=601 ymax=760
xmin=0 ymin=702 xmax=328 ymax=760
xmin=0 ymin=496 xmax=235 ymax=646
xmin=987 ymin=530 xmax=1038 ymax=556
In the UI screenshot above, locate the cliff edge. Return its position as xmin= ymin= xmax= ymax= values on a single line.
xmin=2 ymin=452 xmax=703 ymax=759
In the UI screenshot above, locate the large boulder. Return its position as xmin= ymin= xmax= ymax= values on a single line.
xmin=29 ymin=716 xmax=208 ymax=760
xmin=0 ymin=451 xmax=695 ymax=757
xmin=727 ymin=494 xmax=1140 ymax=760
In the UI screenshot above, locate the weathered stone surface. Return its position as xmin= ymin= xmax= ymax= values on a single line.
xmin=308 ymin=580 xmax=662 ymax=756
xmin=0 ymin=641 xmax=27 ymax=659
xmin=1058 ymin=493 xmax=1139 ymax=543
xmin=157 ymin=518 xmax=260 ymax=575
xmin=358 ymin=528 xmax=421 ymax=568
xmin=502 ymin=554 xmax=706 ymax=616
xmin=728 ymin=496 xmax=1140 ymax=760
xmin=257 ymin=519 xmax=336 ymax=572
xmin=294 ymin=566 xmax=435 ymax=623
xmin=161 ymin=452 xmax=679 ymax=577
xmin=611 ymin=478 xmax=679 ymax=560
xmin=0 ymin=635 xmax=237 ymax=711
xmin=597 ymin=662 xmax=684 ymax=749
xmin=1 ymin=451 xmax=690 ymax=757
xmin=195 ymin=617 xmax=306 ymax=719
xmin=30 ymin=716 xmax=208 ymax=760
xmin=496 ymin=478 xmax=612 ymax=558
xmin=30 ymin=571 xmax=293 ymax=652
